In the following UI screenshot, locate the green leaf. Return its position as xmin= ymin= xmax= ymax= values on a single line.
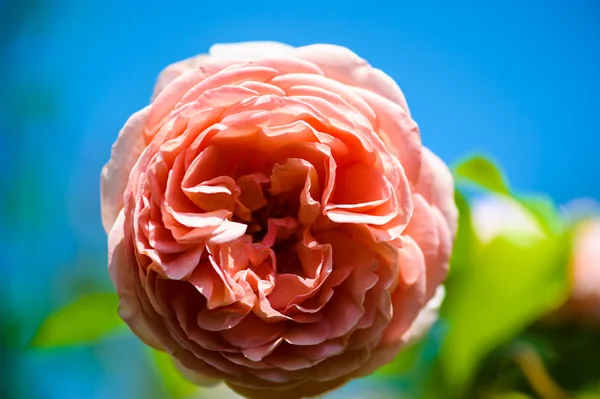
xmin=149 ymin=349 xmax=199 ymax=399
xmin=374 ymin=338 xmax=426 ymax=378
xmin=454 ymin=154 xmax=510 ymax=194
xmin=438 ymin=233 xmax=570 ymax=397
xmin=576 ymin=385 xmax=600 ymax=399
xmin=449 ymin=189 xmax=482 ymax=276
xmin=31 ymin=292 xmax=126 ymax=348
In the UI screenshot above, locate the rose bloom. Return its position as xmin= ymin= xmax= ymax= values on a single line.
xmin=563 ymin=217 xmax=600 ymax=322
xmin=472 ymin=196 xmax=600 ymax=325
xmin=101 ymin=42 xmax=457 ymax=398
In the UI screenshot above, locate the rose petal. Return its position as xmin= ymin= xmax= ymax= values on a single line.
xmin=295 ymin=44 xmax=411 ymax=114
xmin=417 ymin=147 xmax=458 ymax=236
xmin=101 ymin=106 xmax=150 ymax=232
xmin=108 ymin=210 xmax=164 ymax=349
xmin=152 ymin=54 xmax=209 ymax=101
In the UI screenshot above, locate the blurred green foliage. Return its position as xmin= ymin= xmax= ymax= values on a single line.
xmin=440 ymin=234 xmax=569 ymax=395
xmin=453 ymin=154 xmax=511 ymax=195
xmin=28 ymin=153 xmax=599 ymax=399
xmin=30 ymin=292 xmax=126 ymax=348
xmin=150 ymin=349 xmax=200 ymax=399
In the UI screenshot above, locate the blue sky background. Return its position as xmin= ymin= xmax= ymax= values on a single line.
xmin=4 ymin=0 xmax=599 ymax=397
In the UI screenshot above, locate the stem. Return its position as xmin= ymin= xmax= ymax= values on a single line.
xmin=512 ymin=343 xmax=570 ymax=399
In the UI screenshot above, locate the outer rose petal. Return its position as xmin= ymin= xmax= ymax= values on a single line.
xmin=403 ymin=285 xmax=445 ymax=345
xmin=354 ymin=88 xmax=421 ymax=185
xmin=108 ymin=210 xmax=164 ymax=349
xmin=337 ymin=235 xmax=429 ymax=381
xmin=172 ymin=358 xmax=221 ymax=387
xmin=416 ymin=147 xmax=458 ymax=237
xmin=228 ymin=377 xmax=349 ymax=399
xmin=152 ymin=54 xmax=209 ymax=100
xmin=100 ymin=106 xmax=150 ymax=233
xmin=405 ymin=147 xmax=457 ymax=300
xmin=294 ymin=44 xmax=411 ymax=115
xmin=174 ymin=42 xmax=410 ymax=112
xmin=354 ymin=286 xmax=445 ymax=381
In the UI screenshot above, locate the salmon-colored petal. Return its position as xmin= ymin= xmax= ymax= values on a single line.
xmin=354 ymin=284 xmax=444 ymax=382
xmin=220 ymin=314 xmax=286 ymax=349
xmin=189 ymin=257 xmax=240 ymax=309
xmin=240 ymin=81 xmax=286 ymax=96
xmin=196 ymin=299 xmax=254 ymax=332
xmin=228 ymin=57 xmax=325 ymax=77
xmin=325 ymin=268 xmax=379 ymax=339
xmin=549 ymin=217 xmax=600 ymax=323
xmin=283 ymin=320 xmax=331 ymax=347
xmin=171 ymin=358 xmax=221 ymax=387
xmin=183 ymin=146 xmax=232 ymax=191
xmin=264 ymin=352 xmax=316 ymax=372
xmin=108 ymin=210 xmax=164 ymax=349
xmin=417 ymin=147 xmax=458 ymax=236
xmin=182 ymin=176 xmax=239 ymax=212
xmin=216 ymin=236 xmax=252 ymax=276
xmin=101 ymin=106 xmax=150 ymax=233
xmin=228 ymin=376 xmax=348 ymax=399
xmin=152 ymin=54 xmax=209 ymax=101
xmin=268 ymin=274 xmax=314 ymax=310
xmin=403 ymin=285 xmax=445 ymax=346
xmin=236 ymin=173 xmax=270 ymax=212
xmin=263 ymin=235 xmax=335 ymax=317
xmin=146 ymin=59 xmax=247 ymax=136
xmin=380 ymin=235 xmax=426 ymax=346
xmin=571 ymin=219 xmax=600 ymax=302
xmin=286 ymin=93 xmax=376 ymax=159
xmin=326 ymin=163 xmax=393 ymax=214
xmin=260 ymin=217 xmax=298 ymax=248
xmin=404 ymin=193 xmax=450 ymax=301
xmin=153 ymin=86 xmax=259 ymax=163
xmin=295 ymin=44 xmax=411 ymax=114
xmin=181 ymin=66 xmax=278 ymax=107
xmin=325 ymin=162 xmax=413 ymax=240
xmin=355 ymin=87 xmax=422 ymax=184
xmin=150 ymin=245 xmax=204 ymax=280
xmin=208 ymin=220 xmax=248 ymax=245
xmin=275 ymin=142 xmax=336 ymax=206
xmin=221 ymin=352 xmax=274 ymax=370
xmin=242 ymin=338 xmax=284 ymax=362
xmin=270 ymin=159 xmax=322 ymax=219
xmin=162 ymin=154 xmax=241 ymax=245
xmin=274 ymin=73 xmax=377 ymax=126
xmin=170 ymin=294 xmax=233 ymax=352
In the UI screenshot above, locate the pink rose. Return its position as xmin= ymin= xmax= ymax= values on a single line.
xmin=101 ymin=42 xmax=457 ymax=399
xmin=564 ymin=218 xmax=600 ymax=322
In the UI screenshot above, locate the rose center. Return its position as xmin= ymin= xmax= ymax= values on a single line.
xmin=242 ymin=190 xmax=305 ymax=277
xmin=246 ymin=193 xmax=294 ymax=239
xmin=272 ymin=237 xmax=304 ymax=277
